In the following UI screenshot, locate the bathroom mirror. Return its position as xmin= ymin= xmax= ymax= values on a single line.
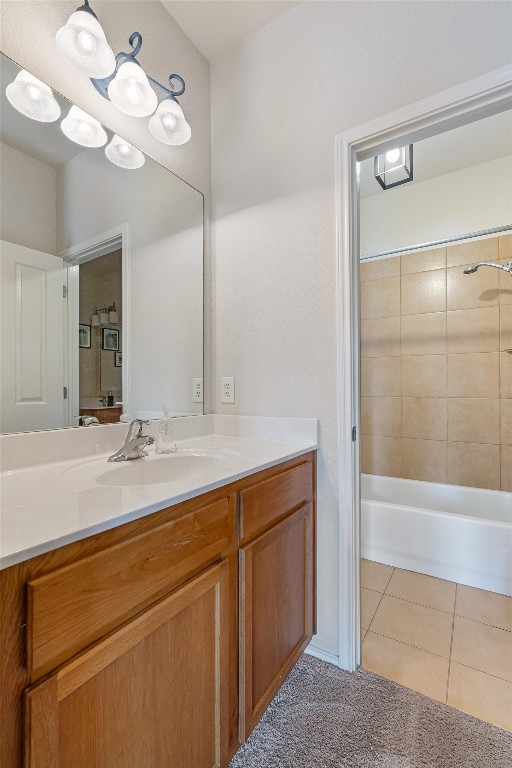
xmin=0 ymin=53 xmax=203 ymax=434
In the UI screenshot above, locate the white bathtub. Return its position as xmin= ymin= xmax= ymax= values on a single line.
xmin=361 ymin=474 xmax=512 ymax=597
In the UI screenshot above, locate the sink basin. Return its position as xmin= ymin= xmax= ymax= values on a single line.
xmin=62 ymin=448 xmax=239 ymax=488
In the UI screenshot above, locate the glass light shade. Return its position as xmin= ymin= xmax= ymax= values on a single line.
xmin=105 ymin=134 xmax=145 ymax=169
xmin=61 ymin=105 xmax=107 ymax=147
xmin=107 ymin=61 xmax=157 ymax=117
xmin=55 ymin=10 xmax=116 ymax=78
xmin=91 ymin=313 xmax=100 ymax=326
xmin=374 ymin=144 xmax=413 ymax=191
xmin=109 ymin=310 xmax=119 ymax=323
xmin=99 ymin=312 xmax=109 ymax=325
xmin=148 ymin=98 xmax=191 ymax=146
xmin=5 ymin=70 xmax=61 ymax=122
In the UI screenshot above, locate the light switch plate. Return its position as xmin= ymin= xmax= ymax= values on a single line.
xmin=220 ymin=377 xmax=235 ymax=404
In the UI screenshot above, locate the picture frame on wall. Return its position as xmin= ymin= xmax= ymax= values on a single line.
xmin=102 ymin=328 xmax=119 ymax=351
xmin=79 ymin=324 xmax=91 ymax=348
xmin=115 ymin=351 xmax=122 ymax=367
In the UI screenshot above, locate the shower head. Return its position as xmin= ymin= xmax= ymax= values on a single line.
xmin=463 ymin=261 xmax=512 ymax=275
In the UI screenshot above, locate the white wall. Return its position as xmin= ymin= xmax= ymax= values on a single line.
xmin=57 ymin=148 xmax=203 ymax=417
xmin=211 ymin=1 xmax=512 ymax=657
xmin=0 ymin=141 xmax=57 ymax=254
xmin=0 ymin=0 xmax=213 ymax=410
xmin=361 ymin=155 xmax=512 ymax=256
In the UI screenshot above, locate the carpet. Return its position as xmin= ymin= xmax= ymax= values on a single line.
xmin=229 ymin=655 xmax=512 ymax=768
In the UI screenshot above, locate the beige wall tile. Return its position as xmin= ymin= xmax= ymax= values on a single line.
xmin=361 ymin=316 xmax=401 ymax=358
xmin=451 ymin=615 xmax=512 ymax=682
xmin=401 ymin=312 xmax=446 ymax=356
xmin=500 ymin=306 xmax=512 ymax=350
xmin=402 ymin=355 xmax=447 ymax=397
xmin=386 ymin=569 xmax=456 ymax=614
xmin=448 ymin=352 xmax=499 ymax=398
xmin=401 ymin=247 xmax=446 ymax=275
xmin=447 ymin=307 xmax=499 ymax=353
xmin=361 ymin=397 xmax=401 ymax=437
xmin=447 ymin=237 xmax=499 ymax=268
xmin=402 ymin=438 xmax=447 ymax=483
xmin=361 ymin=559 xmax=394 ymax=592
xmin=370 ymin=595 xmax=453 ymax=657
xmin=501 ymin=351 xmax=512 ymax=398
xmin=362 ymin=632 xmax=449 ymax=703
xmin=402 ymin=397 xmax=447 ymax=441
xmin=401 ymin=270 xmax=446 ymax=315
xmin=502 ymin=446 xmax=512 ymax=491
xmin=448 ymin=399 xmax=500 ymax=444
xmin=361 ymin=588 xmax=383 ymax=630
xmin=361 ymin=435 xmax=401 ymax=477
xmin=455 ymin=585 xmax=512 ymax=633
xmin=361 ymin=276 xmax=400 ymax=319
xmin=499 ymin=234 xmax=512 ymax=260
xmin=360 ymin=255 xmax=400 ymax=282
xmin=499 ymin=261 xmax=512 ymax=305
xmin=447 ymin=663 xmax=512 ymax=732
xmin=361 ymin=357 xmax=401 ymax=397
xmin=502 ymin=399 xmax=512 ymax=445
xmin=447 ymin=265 xmax=500 ymax=310
xmin=447 ymin=442 xmax=500 ymax=490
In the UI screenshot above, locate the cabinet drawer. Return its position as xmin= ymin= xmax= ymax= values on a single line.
xmin=27 ymin=498 xmax=230 ymax=680
xmin=239 ymin=461 xmax=312 ymax=543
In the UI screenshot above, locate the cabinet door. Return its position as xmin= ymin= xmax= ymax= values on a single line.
xmin=240 ymin=503 xmax=314 ymax=739
xmin=24 ymin=562 xmax=229 ymax=768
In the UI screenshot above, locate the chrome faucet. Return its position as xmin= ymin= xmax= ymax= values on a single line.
xmin=108 ymin=419 xmax=155 ymax=462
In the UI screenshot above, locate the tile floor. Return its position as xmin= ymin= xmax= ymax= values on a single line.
xmin=361 ymin=559 xmax=512 ymax=732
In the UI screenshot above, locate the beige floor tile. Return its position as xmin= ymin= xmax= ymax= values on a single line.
xmin=447 ymin=662 xmax=512 ymax=732
xmin=361 ymin=588 xmax=383 ymax=630
xmin=386 ymin=569 xmax=456 ymax=614
xmin=361 ymin=559 xmax=394 ymax=593
xmin=362 ymin=632 xmax=449 ymax=703
xmin=370 ymin=595 xmax=453 ymax=657
xmin=451 ymin=616 xmax=512 ymax=682
xmin=455 ymin=584 xmax=512 ymax=633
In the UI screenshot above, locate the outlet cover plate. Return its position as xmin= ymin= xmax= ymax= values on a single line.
xmin=192 ymin=377 xmax=203 ymax=403
xmin=221 ymin=377 xmax=235 ymax=404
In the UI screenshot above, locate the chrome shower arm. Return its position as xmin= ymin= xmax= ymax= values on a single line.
xmin=463 ymin=260 xmax=512 ymax=274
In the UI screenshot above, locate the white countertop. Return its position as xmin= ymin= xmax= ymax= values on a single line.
xmin=0 ymin=416 xmax=317 ymax=570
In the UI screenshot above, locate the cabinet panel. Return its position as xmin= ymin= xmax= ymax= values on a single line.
xmin=240 ymin=503 xmax=314 ymax=739
xmin=27 ymin=498 xmax=229 ymax=680
xmin=239 ymin=461 xmax=312 ymax=543
xmin=25 ymin=562 xmax=229 ymax=768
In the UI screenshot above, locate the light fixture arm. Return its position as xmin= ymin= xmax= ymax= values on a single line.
xmin=91 ymin=31 xmax=185 ymax=103
xmin=75 ymin=0 xmax=98 ymax=19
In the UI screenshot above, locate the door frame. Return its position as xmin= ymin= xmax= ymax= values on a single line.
xmin=335 ymin=64 xmax=512 ymax=671
xmin=60 ymin=224 xmax=131 ymax=427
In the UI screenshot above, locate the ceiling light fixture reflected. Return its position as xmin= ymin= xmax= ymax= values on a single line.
xmin=61 ymin=104 xmax=108 ymax=147
xmin=105 ymin=134 xmax=145 ymax=169
xmin=5 ymin=70 xmax=61 ymax=122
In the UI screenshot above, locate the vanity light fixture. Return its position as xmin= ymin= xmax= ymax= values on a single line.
xmin=5 ymin=70 xmax=61 ymax=122
xmin=55 ymin=0 xmax=116 ymax=79
xmin=61 ymin=104 xmax=108 ymax=147
xmin=105 ymin=134 xmax=145 ymax=169
xmin=374 ymin=144 xmax=413 ymax=190
xmin=54 ymin=0 xmax=192 ymax=147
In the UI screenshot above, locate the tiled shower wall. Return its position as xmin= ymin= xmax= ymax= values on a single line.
xmin=360 ymin=233 xmax=511 ymax=491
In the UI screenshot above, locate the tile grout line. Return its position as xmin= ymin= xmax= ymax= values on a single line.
xmin=445 ymin=583 xmax=457 ymax=704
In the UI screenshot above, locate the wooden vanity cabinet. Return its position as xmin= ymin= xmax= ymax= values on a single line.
xmin=0 ymin=451 xmax=316 ymax=768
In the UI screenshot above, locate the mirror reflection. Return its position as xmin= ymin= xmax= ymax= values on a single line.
xmin=0 ymin=54 xmax=203 ymax=434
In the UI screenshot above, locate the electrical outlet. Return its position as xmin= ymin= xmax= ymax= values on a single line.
xmin=192 ymin=377 xmax=203 ymax=403
xmin=221 ymin=377 xmax=235 ymax=404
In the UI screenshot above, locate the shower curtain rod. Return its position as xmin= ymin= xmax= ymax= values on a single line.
xmin=361 ymin=223 xmax=512 ymax=262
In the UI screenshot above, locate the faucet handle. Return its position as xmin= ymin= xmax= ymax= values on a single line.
xmin=127 ymin=418 xmax=150 ymax=439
